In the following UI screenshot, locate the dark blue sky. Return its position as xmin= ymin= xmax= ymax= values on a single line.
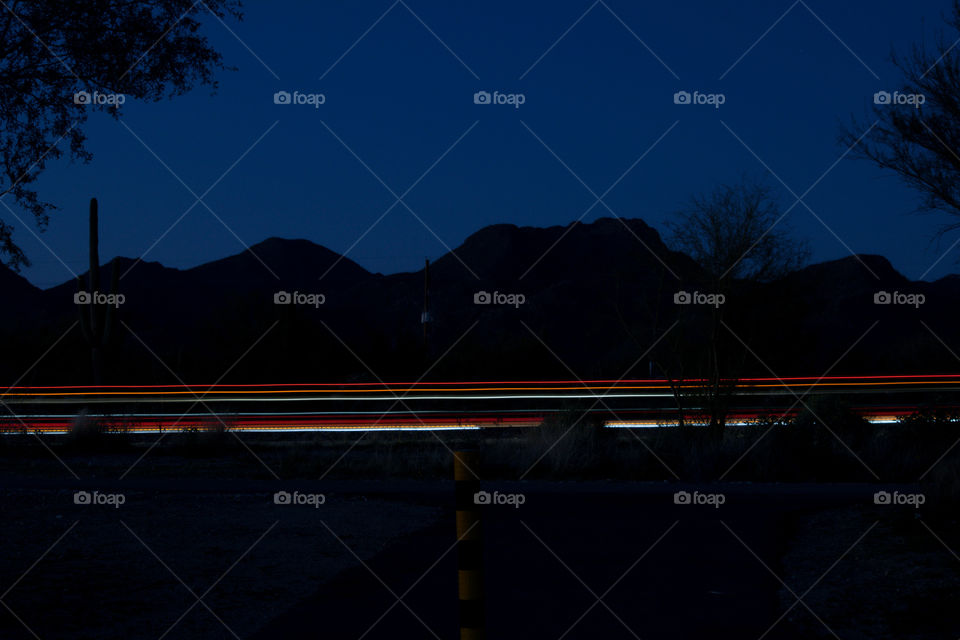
xmin=9 ymin=0 xmax=958 ymax=287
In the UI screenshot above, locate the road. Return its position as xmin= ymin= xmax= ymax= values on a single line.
xmin=252 ymin=481 xmax=889 ymax=639
xmin=1 ymin=374 xmax=958 ymax=432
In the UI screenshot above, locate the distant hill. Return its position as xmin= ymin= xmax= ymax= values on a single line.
xmin=0 ymin=265 xmax=41 ymax=336
xmin=0 ymin=217 xmax=957 ymax=385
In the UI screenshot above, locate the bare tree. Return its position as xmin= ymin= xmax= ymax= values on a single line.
xmin=842 ymin=1 xmax=960 ymax=236
xmin=667 ymin=179 xmax=809 ymax=286
xmin=0 ymin=0 xmax=242 ymax=270
xmin=662 ymin=178 xmax=809 ymax=433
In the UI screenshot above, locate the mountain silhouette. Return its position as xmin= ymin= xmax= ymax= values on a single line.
xmin=0 ymin=218 xmax=956 ymax=385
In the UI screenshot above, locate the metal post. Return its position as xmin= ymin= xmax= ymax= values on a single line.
xmin=454 ymin=450 xmax=485 ymax=639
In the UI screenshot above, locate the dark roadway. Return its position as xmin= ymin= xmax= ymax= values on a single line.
xmin=253 ymin=481 xmax=885 ymax=640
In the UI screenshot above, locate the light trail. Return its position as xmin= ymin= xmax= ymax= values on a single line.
xmin=4 ymin=374 xmax=960 ymax=403
xmin=0 ymin=407 xmax=946 ymax=434
xmin=0 ymin=375 xmax=955 ymax=432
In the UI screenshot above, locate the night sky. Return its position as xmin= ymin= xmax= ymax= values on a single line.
xmin=8 ymin=0 xmax=957 ymax=288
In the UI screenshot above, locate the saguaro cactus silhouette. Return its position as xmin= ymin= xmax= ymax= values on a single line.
xmin=76 ymin=198 xmax=119 ymax=386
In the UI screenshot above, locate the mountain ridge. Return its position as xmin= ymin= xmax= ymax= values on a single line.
xmin=1 ymin=217 xmax=957 ymax=384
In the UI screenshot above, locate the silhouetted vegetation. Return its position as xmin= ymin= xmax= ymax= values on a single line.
xmin=64 ymin=410 xmax=132 ymax=452
xmin=845 ymin=0 xmax=960 ymax=235
xmin=0 ymin=0 xmax=241 ymax=269
xmin=76 ymin=198 xmax=119 ymax=386
xmin=656 ymin=177 xmax=810 ymax=432
xmin=14 ymin=408 xmax=956 ymax=513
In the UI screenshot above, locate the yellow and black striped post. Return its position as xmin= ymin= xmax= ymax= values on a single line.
xmin=454 ymin=450 xmax=485 ymax=640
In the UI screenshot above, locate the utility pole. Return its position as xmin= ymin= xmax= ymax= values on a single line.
xmin=421 ymin=258 xmax=432 ymax=347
